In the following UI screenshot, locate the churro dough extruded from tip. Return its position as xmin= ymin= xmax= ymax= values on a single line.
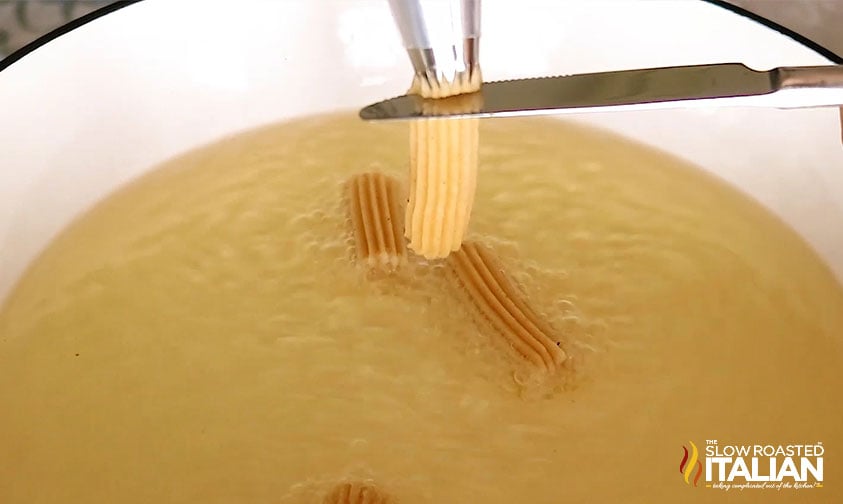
xmin=448 ymin=242 xmax=567 ymax=372
xmin=322 ymin=481 xmax=395 ymax=504
xmin=346 ymin=172 xmax=407 ymax=269
xmin=409 ymin=67 xmax=483 ymax=99
xmin=406 ymin=93 xmax=481 ymax=259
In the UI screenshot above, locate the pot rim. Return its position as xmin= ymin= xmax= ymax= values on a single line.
xmin=1 ymin=0 xmax=840 ymax=75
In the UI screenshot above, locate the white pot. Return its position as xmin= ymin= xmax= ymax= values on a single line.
xmin=1 ymin=0 xmax=841 ymax=303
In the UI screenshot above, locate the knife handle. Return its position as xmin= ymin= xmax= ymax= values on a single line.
xmin=772 ymin=66 xmax=843 ymax=109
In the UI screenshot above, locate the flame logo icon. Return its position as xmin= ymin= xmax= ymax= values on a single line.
xmin=679 ymin=441 xmax=703 ymax=487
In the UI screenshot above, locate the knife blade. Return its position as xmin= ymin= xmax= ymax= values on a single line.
xmin=359 ymin=63 xmax=843 ymax=121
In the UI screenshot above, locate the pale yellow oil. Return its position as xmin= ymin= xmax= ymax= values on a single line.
xmin=1 ymin=114 xmax=842 ymax=503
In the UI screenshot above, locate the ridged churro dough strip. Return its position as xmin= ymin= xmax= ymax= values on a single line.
xmin=405 ymin=77 xmax=482 ymax=259
xmin=406 ymin=116 xmax=479 ymax=259
xmin=458 ymin=111 xmax=479 ymax=239
xmin=346 ymin=172 xmax=407 ymax=269
xmin=322 ymin=481 xmax=395 ymax=504
xmin=448 ymin=242 xmax=567 ymax=372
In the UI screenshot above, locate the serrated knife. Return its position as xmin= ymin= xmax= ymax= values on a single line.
xmin=359 ymin=63 xmax=843 ymax=121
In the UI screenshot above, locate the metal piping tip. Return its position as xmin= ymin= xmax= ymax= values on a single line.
xmin=388 ymin=0 xmax=482 ymax=98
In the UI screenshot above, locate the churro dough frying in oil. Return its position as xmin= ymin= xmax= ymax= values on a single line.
xmin=1 ymin=114 xmax=842 ymax=504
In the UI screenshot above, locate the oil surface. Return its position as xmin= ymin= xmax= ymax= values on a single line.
xmin=1 ymin=114 xmax=842 ymax=503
